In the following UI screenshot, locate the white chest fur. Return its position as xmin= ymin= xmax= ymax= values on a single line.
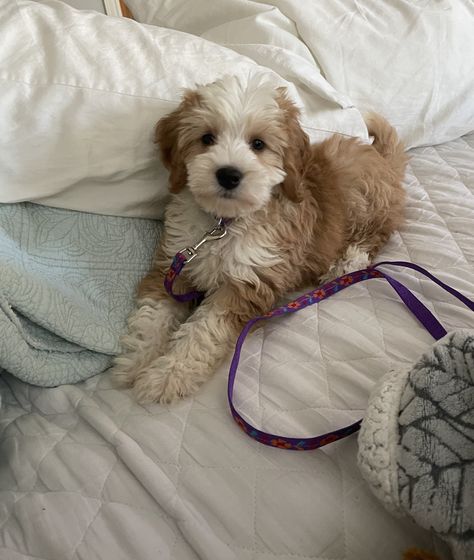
xmin=162 ymin=191 xmax=283 ymax=292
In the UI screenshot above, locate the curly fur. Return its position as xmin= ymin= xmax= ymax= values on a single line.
xmin=112 ymin=75 xmax=408 ymax=403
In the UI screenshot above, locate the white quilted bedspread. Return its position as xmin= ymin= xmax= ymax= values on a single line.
xmin=1 ymin=135 xmax=473 ymax=560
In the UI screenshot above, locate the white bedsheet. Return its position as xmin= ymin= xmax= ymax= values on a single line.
xmin=2 ymin=133 xmax=473 ymax=560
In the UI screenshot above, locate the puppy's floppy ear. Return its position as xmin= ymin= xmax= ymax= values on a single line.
xmin=276 ymin=88 xmax=310 ymax=203
xmin=154 ymin=91 xmax=199 ymax=194
xmin=155 ymin=106 xmax=187 ymax=194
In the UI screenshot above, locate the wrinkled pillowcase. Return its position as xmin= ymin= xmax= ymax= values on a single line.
xmin=129 ymin=0 xmax=474 ymax=148
xmin=0 ymin=0 xmax=366 ymax=218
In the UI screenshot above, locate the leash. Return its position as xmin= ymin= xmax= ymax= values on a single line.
xmin=227 ymin=261 xmax=473 ymax=450
xmin=165 ymin=222 xmax=474 ymax=451
xmin=164 ymin=218 xmax=228 ymax=303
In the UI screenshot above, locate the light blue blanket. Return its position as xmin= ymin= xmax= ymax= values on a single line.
xmin=0 ymin=203 xmax=160 ymax=386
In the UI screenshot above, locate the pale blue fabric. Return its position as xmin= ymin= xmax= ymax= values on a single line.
xmin=0 ymin=203 xmax=160 ymax=386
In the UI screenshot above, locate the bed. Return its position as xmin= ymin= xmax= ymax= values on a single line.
xmin=1 ymin=1 xmax=473 ymax=559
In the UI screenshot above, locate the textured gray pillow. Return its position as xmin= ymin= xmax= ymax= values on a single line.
xmin=358 ymin=330 xmax=474 ymax=560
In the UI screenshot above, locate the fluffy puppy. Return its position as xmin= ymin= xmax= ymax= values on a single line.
xmin=112 ymin=75 xmax=407 ymax=404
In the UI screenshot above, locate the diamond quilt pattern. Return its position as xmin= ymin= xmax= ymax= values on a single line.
xmin=1 ymin=135 xmax=473 ymax=559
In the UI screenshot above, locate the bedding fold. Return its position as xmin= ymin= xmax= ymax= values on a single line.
xmin=128 ymin=0 xmax=474 ymax=148
xmin=0 ymin=0 xmax=367 ymax=218
xmin=0 ymin=202 xmax=159 ymax=386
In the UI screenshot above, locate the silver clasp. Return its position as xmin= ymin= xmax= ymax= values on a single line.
xmin=179 ymin=218 xmax=228 ymax=263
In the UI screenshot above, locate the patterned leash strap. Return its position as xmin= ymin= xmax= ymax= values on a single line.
xmin=164 ymin=252 xmax=205 ymax=303
xmin=227 ymin=261 xmax=474 ymax=451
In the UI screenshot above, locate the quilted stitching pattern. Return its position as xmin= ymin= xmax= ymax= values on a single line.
xmin=1 ymin=135 xmax=474 ymax=559
xmin=0 ymin=204 xmax=159 ymax=385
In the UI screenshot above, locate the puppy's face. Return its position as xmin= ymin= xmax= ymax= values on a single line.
xmin=156 ymin=76 xmax=308 ymax=218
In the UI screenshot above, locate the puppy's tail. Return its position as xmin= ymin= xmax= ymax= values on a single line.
xmin=365 ymin=113 xmax=408 ymax=179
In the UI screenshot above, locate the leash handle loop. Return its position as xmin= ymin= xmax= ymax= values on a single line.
xmin=163 ymin=247 xmax=473 ymax=450
xmin=227 ymin=261 xmax=473 ymax=451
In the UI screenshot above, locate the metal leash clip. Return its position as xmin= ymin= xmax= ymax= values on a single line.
xmin=179 ymin=218 xmax=228 ymax=264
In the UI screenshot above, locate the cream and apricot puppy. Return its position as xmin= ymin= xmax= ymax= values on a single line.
xmin=112 ymin=75 xmax=407 ymax=404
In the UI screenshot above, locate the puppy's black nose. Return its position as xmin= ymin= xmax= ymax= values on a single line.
xmin=216 ymin=166 xmax=242 ymax=190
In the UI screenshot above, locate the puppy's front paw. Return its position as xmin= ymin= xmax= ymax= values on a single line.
xmin=133 ymin=355 xmax=205 ymax=404
xmin=111 ymin=304 xmax=173 ymax=388
xmin=111 ymin=334 xmax=149 ymax=388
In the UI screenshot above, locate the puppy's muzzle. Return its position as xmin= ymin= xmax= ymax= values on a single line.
xmin=216 ymin=166 xmax=242 ymax=190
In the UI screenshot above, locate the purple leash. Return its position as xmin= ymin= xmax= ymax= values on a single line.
xmin=165 ymin=234 xmax=474 ymax=450
xmin=227 ymin=262 xmax=473 ymax=450
xmin=164 ymin=252 xmax=205 ymax=303
xmin=164 ymin=218 xmax=228 ymax=303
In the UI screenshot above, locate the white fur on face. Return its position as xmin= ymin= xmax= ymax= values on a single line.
xmin=180 ymin=76 xmax=287 ymax=218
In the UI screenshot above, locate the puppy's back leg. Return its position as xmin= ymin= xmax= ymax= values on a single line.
xmin=318 ymin=244 xmax=371 ymax=284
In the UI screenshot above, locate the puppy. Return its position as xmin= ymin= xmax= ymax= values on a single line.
xmin=112 ymin=75 xmax=407 ymax=404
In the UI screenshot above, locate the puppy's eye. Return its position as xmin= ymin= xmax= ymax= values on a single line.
xmin=251 ymin=138 xmax=265 ymax=151
xmin=201 ymin=133 xmax=216 ymax=146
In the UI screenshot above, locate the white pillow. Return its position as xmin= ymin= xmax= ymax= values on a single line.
xmin=0 ymin=0 xmax=366 ymax=218
xmin=129 ymin=0 xmax=474 ymax=148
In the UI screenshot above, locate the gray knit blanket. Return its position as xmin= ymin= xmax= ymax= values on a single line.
xmin=358 ymin=330 xmax=474 ymax=560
